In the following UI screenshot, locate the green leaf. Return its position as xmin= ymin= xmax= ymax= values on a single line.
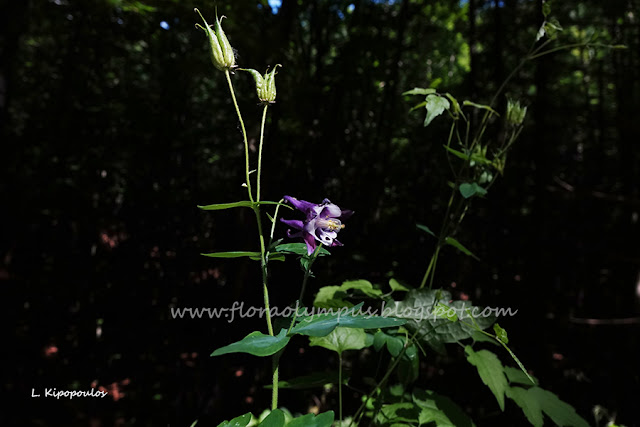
xmin=459 ymin=182 xmax=487 ymax=199
xmin=528 ymin=387 xmax=589 ymax=427
xmin=465 ymin=347 xmax=508 ymax=411
xmin=259 ymin=409 xmax=286 ymax=427
xmin=463 ymin=100 xmax=500 ymax=116
xmin=373 ymin=330 xmax=405 ymax=357
xmin=397 ymin=343 xmax=419 ymax=384
xmin=416 ymin=223 xmax=436 ymax=238
xmin=506 ymin=387 xmax=543 ymax=427
xmin=309 ymin=326 xmax=369 ymax=355
xmin=424 ymin=94 xmax=450 ymax=127
xmin=211 ymin=329 xmax=290 ymax=357
xmin=217 ymin=413 xmax=252 ymax=427
xmin=389 ymin=278 xmax=410 ymax=292
xmin=202 ymin=251 xmax=261 ymax=259
xmin=290 ymin=303 xmax=406 ymax=337
xmin=275 ymin=243 xmax=330 ymax=257
xmin=403 ymin=87 xmax=436 ymax=96
xmin=542 ymin=1 xmax=551 ymax=18
xmin=267 ymin=371 xmax=341 ymax=389
xmin=265 ymin=253 xmax=286 ymax=262
xmin=198 ymin=201 xmax=254 ymax=210
xmin=471 ymin=330 xmax=499 ymax=345
xmin=286 ymin=411 xmax=334 ymax=427
xmin=493 ymin=323 xmax=509 ymax=344
xmin=413 ymin=389 xmax=476 ymax=427
xmin=314 ymin=280 xmax=383 ymax=308
xmin=392 ymin=289 xmax=495 ymax=353
xmin=190 ymin=421 xmax=198 ymax=427
xmin=376 ymin=402 xmax=420 ymax=424
xmin=443 ymin=145 xmax=471 ymax=161
xmin=444 ymin=93 xmax=461 ymax=116
xmin=444 ymin=236 xmax=480 ymax=260
xmin=504 ymin=366 xmax=538 ymax=386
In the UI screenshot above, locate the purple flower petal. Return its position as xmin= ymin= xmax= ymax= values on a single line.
xmin=318 ymin=203 xmax=342 ymax=219
xmin=284 ymin=196 xmax=318 ymax=215
xmin=280 ymin=218 xmax=304 ymax=230
xmin=281 ymin=195 xmax=352 ymax=252
xmin=303 ymin=232 xmax=317 ymax=255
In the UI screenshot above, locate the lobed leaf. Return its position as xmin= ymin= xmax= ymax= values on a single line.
xmin=465 ymin=347 xmax=508 ymax=411
xmin=424 ymin=94 xmax=451 ymax=127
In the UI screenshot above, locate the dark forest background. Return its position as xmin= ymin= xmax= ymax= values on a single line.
xmin=2 ymin=0 xmax=639 ymax=425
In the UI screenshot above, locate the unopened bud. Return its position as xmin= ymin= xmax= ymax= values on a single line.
xmin=506 ymin=98 xmax=527 ymax=126
xmin=195 ymin=8 xmax=236 ymax=72
xmin=240 ymin=65 xmax=281 ymax=104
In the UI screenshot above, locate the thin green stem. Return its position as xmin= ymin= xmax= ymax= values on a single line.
xmin=299 ymin=245 xmax=322 ymax=304
xmin=224 ymin=69 xmax=278 ymax=408
xmin=427 ymin=246 xmax=441 ymax=290
xmin=224 ymin=69 xmax=254 ymax=202
xmin=272 ymin=351 xmax=282 ymax=410
xmin=268 ymin=198 xmax=285 ymax=247
xmin=338 ymin=352 xmax=343 ymax=424
xmin=528 ymin=41 xmax=610 ymax=60
xmin=257 ymin=104 xmax=269 ymax=202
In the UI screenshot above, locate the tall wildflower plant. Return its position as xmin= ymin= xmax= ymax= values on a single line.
xmin=192 ymin=4 xmax=624 ymax=427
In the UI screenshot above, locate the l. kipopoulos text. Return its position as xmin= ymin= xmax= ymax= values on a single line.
xmin=31 ymin=387 xmax=108 ymax=399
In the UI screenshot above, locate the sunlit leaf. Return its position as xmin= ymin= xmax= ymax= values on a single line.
xmin=528 ymin=387 xmax=589 ymax=427
xmin=309 ymin=326 xmax=369 ymax=355
xmin=403 ymin=87 xmax=437 ymax=96
xmin=465 ymin=347 xmax=508 ymax=411
xmin=290 ymin=303 xmax=406 ymax=337
xmin=389 ymin=278 xmax=410 ymax=292
xmin=459 ymin=182 xmax=487 ymax=199
xmin=424 ymin=94 xmax=450 ymax=127
xmin=211 ymin=329 xmax=290 ymax=357
xmin=259 ymin=409 xmax=286 ymax=427
xmin=217 ymin=413 xmax=252 ymax=427
xmin=274 ymin=243 xmax=330 ymax=256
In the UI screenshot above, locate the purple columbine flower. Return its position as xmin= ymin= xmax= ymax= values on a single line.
xmin=280 ymin=196 xmax=353 ymax=255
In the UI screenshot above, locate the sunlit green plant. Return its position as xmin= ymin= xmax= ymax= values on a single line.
xmin=190 ymin=4 xmax=623 ymax=427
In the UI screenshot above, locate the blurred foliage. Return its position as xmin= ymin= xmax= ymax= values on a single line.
xmin=2 ymin=0 xmax=639 ymax=425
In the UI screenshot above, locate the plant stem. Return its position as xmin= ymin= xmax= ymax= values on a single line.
xmin=257 ymin=104 xmax=269 ymax=202
xmin=224 ymin=69 xmax=278 ymax=408
xmin=272 ymin=350 xmax=282 ymax=410
xmin=299 ymin=245 xmax=321 ymax=304
xmin=338 ymin=352 xmax=343 ymax=424
xmin=224 ymin=69 xmax=254 ymax=202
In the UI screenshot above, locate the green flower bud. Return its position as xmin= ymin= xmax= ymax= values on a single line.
xmin=194 ymin=8 xmax=236 ymax=72
xmin=506 ymin=98 xmax=527 ymax=126
xmin=240 ymin=65 xmax=282 ymax=104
